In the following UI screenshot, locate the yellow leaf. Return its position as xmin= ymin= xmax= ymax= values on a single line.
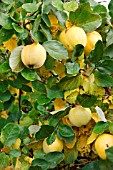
xmin=54 ymin=98 xmax=66 ymax=111
xmin=87 ymin=131 xmax=98 ymax=145
xmin=91 ymin=113 xmax=101 ymax=122
xmin=64 ymin=89 xmax=79 ymax=104
xmin=3 ymin=35 xmax=18 ymax=52
xmin=54 ymin=62 xmax=66 ymax=78
xmin=3 ymin=166 xmax=13 ymax=170
xmin=38 ymin=65 xmax=51 ymax=80
xmin=0 ymin=110 xmax=9 ymax=119
xmin=82 ymin=74 xmax=97 ymax=94
xmin=77 ymin=135 xmax=91 ymax=157
xmin=94 ymin=87 xmax=105 ymax=96
xmin=15 ymin=158 xmax=22 ymax=170
xmin=12 ymin=138 xmax=21 ymax=149
xmin=62 ymin=116 xmax=73 ymax=126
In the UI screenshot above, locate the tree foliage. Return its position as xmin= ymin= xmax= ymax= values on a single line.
xmin=1 ymin=0 xmax=113 ymax=169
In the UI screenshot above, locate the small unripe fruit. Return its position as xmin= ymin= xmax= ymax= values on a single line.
xmin=43 ymin=136 xmax=63 ymax=154
xmin=21 ymin=42 xmax=46 ymax=69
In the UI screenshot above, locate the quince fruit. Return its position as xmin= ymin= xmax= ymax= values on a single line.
xmin=95 ymin=133 xmax=113 ymax=160
xmin=21 ymin=42 xmax=46 ymax=69
xmin=84 ymin=31 xmax=102 ymax=56
xmin=43 ymin=135 xmax=63 ymax=154
xmin=59 ymin=26 xmax=87 ymax=51
xmin=68 ymin=106 xmax=91 ymax=127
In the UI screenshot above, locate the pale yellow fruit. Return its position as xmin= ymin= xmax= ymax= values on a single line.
xmin=48 ymin=14 xmax=58 ymax=25
xmin=84 ymin=31 xmax=102 ymax=56
xmin=43 ymin=135 xmax=63 ymax=154
xmin=68 ymin=106 xmax=91 ymax=127
xmin=21 ymin=42 xmax=46 ymax=69
xmin=59 ymin=29 xmax=73 ymax=51
xmin=59 ymin=26 xmax=87 ymax=51
xmin=95 ymin=133 xmax=113 ymax=160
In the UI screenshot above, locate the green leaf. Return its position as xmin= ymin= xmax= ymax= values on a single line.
xmin=106 ymin=146 xmax=113 ymax=163
xmin=58 ymin=75 xmax=82 ymax=91
xmin=94 ymin=71 xmax=113 ymax=87
xmin=45 ymin=152 xmax=64 ymax=169
xmin=0 ymin=28 xmax=14 ymax=45
xmin=21 ymin=84 xmax=32 ymax=92
xmin=42 ymin=0 xmax=52 ymax=14
xmin=0 ymin=90 xmax=11 ymax=102
xmin=21 ymin=68 xmax=38 ymax=81
xmin=52 ymin=0 xmax=63 ymax=11
xmin=9 ymin=45 xmax=24 ymax=73
xmin=32 ymin=158 xmax=49 ymax=170
xmin=0 ymin=118 xmax=7 ymax=132
xmin=46 ymin=133 xmax=56 ymax=145
xmin=0 ymin=13 xmax=13 ymax=30
xmin=47 ymin=76 xmax=57 ymax=89
xmin=109 ymin=122 xmax=113 ymax=135
xmin=71 ymin=44 xmax=84 ymax=62
xmin=47 ymin=85 xmax=64 ymax=99
xmin=66 ymin=62 xmax=80 ymax=75
xmin=22 ymin=3 xmax=39 ymax=12
xmin=0 ymin=61 xmax=10 ymax=73
xmin=42 ymin=14 xmax=51 ymax=27
xmin=93 ymin=4 xmax=107 ymax=28
xmin=1 ymin=123 xmax=20 ymax=146
xmin=2 ymin=0 xmax=14 ymax=4
xmin=21 ymin=99 xmax=33 ymax=113
xmin=9 ymin=149 xmax=21 ymax=158
xmin=32 ymin=80 xmax=46 ymax=94
xmin=37 ymin=94 xmax=50 ymax=105
xmin=49 ymin=107 xmax=70 ymax=127
xmin=97 ymin=59 xmax=113 ymax=74
xmin=57 ymin=130 xmax=75 ymax=143
xmin=82 ymin=160 xmax=100 ymax=170
xmin=64 ymin=147 xmax=78 ymax=164
xmin=53 ymin=10 xmax=68 ymax=27
xmin=63 ymin=0 xmax=78 ymax=11
xmin=58 ymin=124 xmax=75 ymax=138
xmin=93 ymin=121 xmax=110 ymax=134
xmin=108 ymin=0 xmax=113 ymax=22
xmin=8 ymin=79 xmax=22 ymax=89
xmin=77 ymin=94 xmax=97 ymax=107
xmin=35 ymin=125 xmax=54 ymax=140
xmin=43 ymin=40 xmax=68 ymax=60
xmin=99 ymin=159 xmax=113 ymax=170
xmin=12 ymin=23 xmax=25 ymax=33
xmin=0 ymin=152 xmax=9 ymax=168
xmin=44 ymin=55 xmax=55 ymax=70
xmin=69 ymin=3 xmax=101 ymax=33
xmin=88 ymin=40 xmax=104 ymax=63
xmin=104 ymin=44 xmax=113 ymax=58
xmin=40 ymin=24 xmax=52 ymax=41
xmin=106 ymin=29 xmax=113 ymax=47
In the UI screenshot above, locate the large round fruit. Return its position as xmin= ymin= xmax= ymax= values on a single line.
xmin=21 ymin=42 xmax=46 ymax=69
xmin=59 ymin=26 xmax=87 ymax=51
xmin=43 ymin=136 xmax=63 ymax=154
xmin=84 ymin=31 xmax=102 ymax=56
xmin=68 ymin=106 xmax=91 ymax=127
xmin=95 ymin=133 xmax=113 ymax=160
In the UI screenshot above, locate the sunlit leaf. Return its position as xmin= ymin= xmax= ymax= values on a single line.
xmin=9 ymin=45 xmax=24 ymax=72
xmin=1 ymin=123 xmax=20 ymax=146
